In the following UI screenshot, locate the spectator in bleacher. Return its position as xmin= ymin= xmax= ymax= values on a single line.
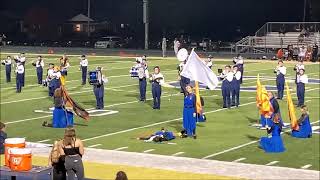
xmin=115 ymin=171 xmax=128 ymax=180
xmin=293 ymin=47 xmax=299 ymax=61
xmin=279 ymin=24 xmax=286 ymax=37
xmin=312 ymin=44 xmax=319 ymax=62
xmin=287 ymin=45 xmax=293 ymax=61
xmin=305 ymin=46 xmax=312 ymax=61
xmin=59 ymin=127 xmax=85 ymax=180
xmin=277 ymin=48 xmax=284 ymax=60
xmin=0 ymin=122 xmax=7 ymax=154
xmin=299 ymin=46 xmax=307 ymax=61
xmin=49 ymin=140 xmax=66 ymax=180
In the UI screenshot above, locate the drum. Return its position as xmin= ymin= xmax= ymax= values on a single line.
xmin=129 ymin=66 xmax=139 ymax=78
xmin=89 ymin=71 xmax=98 ymax=85
xmin=4 ymin=138 xmax=26 ymax=166
xmin=9 ymin=148 xmax=32 ymax=171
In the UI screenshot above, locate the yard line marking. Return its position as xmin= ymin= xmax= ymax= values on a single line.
xmin=265 ymin=161 xmax=279 ymax=166
xmin=82 ymin=101 xmax=257 ymax=142
xmin=36 ymin=139 xmax=51 ymax=143
xmin=202 ymin=141 xmax=258 ymax=159
xmin=305 ymin=100 xmax=312 ymax=103
xmin=5 ymin=115 xmax=52 ymax=125
xmin=88 ymin=144 xmax=102 ymax=148
xmin=172 ymin=152 xmax=185 ymax=156
xmin=143 ymin=149 xmax=155 ymax=153
xmin=232 ymin=158 xmax=246 ymax=162
xmin=114 ymin=146 xmax=128 ymax=151
xmin=301 ymin=164 xmax=312 ymax=169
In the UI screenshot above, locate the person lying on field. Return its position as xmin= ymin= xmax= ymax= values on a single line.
xmin=137 ymin=128 xmax=175 ymax=142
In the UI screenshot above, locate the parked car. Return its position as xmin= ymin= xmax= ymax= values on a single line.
xmin=94 ymin=36 xmax=121 ymax=48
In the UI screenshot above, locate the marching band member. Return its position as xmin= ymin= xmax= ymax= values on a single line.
xmin=93 ymin=67 xmax=108 ymax=109
xmin=15 ymin=62 xmax=24 ymax=93
xmin=49 ymin=66 xmax=61 ymax=97
xmin=296 ymin=69 xmax=308 ymax=107
xmin=294 ymin=60 xmax=304 ymax=83
xmin=46 ymin=63 xmax=55 ymax=95
xmin=259 ymin=113 xmax=286 ymax=153
xmin=183 ymin=85 xmax=197 ymax=139
xmin=60 ymin=54 xmax=70 ymax=85
xmin=150 ymin=66 xmax=164 ymax=110
xmin=17 ymin=53 xmax=26 ymax=87
xmin=178 ymin=60 xmax=190 ymax=96
xmin=274 ymin=60 xmax=286 ymax=100
xmin=80 ymin=55 xmax=88 ymax=85
xmin=34 ymin=55 xmax=44 ymax=84
xmin=231 ymin=66 xmax=241 ymax=107
xmin=2 ymin=56 xmax=12 ymax=82
xmin=220 ymin=65 xmax=233 ymax=108
xmin=233 ymin=54 xmax=244 ymax=84
xmin=206 ymin=55 xmax=213 ymax=69
xmin=137 ymin=58 xmax=149 ymax=102
xmin=291 ymin=105 xmax=312 ymax=138
xmin=162 ymin=37 xmax=167 ymax=58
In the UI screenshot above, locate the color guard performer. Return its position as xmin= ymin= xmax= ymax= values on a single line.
xmin=80 ymin=55 xmax=88 ymax=85
xmin=150 ymin=66 xmax=164 ymax=110
xmin=34 ymin=55 xmax=44 ymax=84
xmin=60 ymin=54 xmax=70 ymax=85
xmin=220 ymin=65 xmax=233 ymax=108
xmin=2 ymin=56 xmax=12 ymax=82
xmin=182 ymin=85 xmax=197 ymax=139
xmin=233 ymin=54 xmax=244 ymax=84
xmin=231 ymin=66 xmax=241 ymax=107
xmin=291 ymin=105 xmax=312 ymax=138
xmin=274 ymin=60 xmax=286 ymax=100
xmin=93 ymin=67 xmax=108 ymax=109
xmin=268 ymin=92 xmax=283 ymax=127
xmin=15 ymin=62 xmax=24 ymax=93
xmin=296 ymin=69 xmax=308 ymax=107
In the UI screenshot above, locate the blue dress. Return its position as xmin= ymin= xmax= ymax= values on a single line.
xmin=183 ymin=93 xmax=196 ymax=136
xmin=292 ymin=115 xmax=312 ymax=138
xmin=260 ymin=123 xmax=285 ymax=153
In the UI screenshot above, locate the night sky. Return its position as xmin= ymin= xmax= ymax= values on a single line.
xmin=1 ymin=0 xmax=319 ymax=41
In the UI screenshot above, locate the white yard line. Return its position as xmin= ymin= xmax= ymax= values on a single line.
xmin=88 ymin=144 xmax=102 ymax=148
xmin=301 ymin=164 xmax=312 ymax=169
xmin=232 ymin=158 xmax=246 ymax=162
xmin=82 ymin=101 xmax=257 ymax=142
xmin=143 ymin=149 xmax=155 ymax=153
xmin=5 ymin=115 xmax=52 ymax=125
xmin=36 ymin=139 xmax=51 ymax=143
xmin=265 ymin=161 xmax=279 ymax=166
xmin=113 ymin=146 xmax=128 ymax=151
xmin=171 ymin=152 xmax=185 ymax=156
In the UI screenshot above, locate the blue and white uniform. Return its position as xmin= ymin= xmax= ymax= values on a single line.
xmin=15 ymin=63 xmax=24 ymax=93
xmin=296 ymin=73 xmax=308 ymax=106
xmin=275 ymin=65 xmax=286 ymax=99
xmin=220 ymin=70 xmax=233 ymax=108
xmin=231 ymin=70 xmax=241 ymax=106
xmin=18 ymin=55 xmax=26 ymax=86
xmin=35 ymin=58 xmax=44 ymax=84
xmin=49 ymin=70 xmax=61 ymax=97
xmin=294 ymin=63 xmax=304 ymax=83
xmin=93 ymin=71 xmax=108 ymax=109
xmin=233 ymin=56 xmax=244 ymax=83
xmin=151 ymin=73 xmax=164 ymax=109
xmin=137 ymin=64 xmax=149 ymax=101
xmin=80 ymin=58 xmax=88 ymax=85
xmin=3 ymin=57 xmax=12 ymax=82
xmin=292 ymin=113 xmax=312 ymax=138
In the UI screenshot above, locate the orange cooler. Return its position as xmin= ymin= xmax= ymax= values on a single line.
xmin=4 ymin=138 xmax=26 ymax=166
xmin=9 ymin=148 xmax=32 ymax=171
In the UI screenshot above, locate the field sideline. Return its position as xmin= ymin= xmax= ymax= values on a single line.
xmin=0 ymin=52 xmax=319 ymax=176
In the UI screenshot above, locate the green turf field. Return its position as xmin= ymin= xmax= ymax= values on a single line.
xmin=1 ymin=53 xmax=319 ymax=171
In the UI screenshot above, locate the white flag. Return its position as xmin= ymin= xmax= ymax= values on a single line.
xmin=180 ymin=49 xmax=219 ymax=90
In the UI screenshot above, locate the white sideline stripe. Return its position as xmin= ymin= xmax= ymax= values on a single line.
xmin=4 ymin=92 xmax=180 ymax=125
xmin=82 ymin=101 xmax=257 ymax=142
xmin=301 ymin=164 xmax=312 ymax=169
xmin=232 ymin=157 xmax=246 ymax=162
xmin=172 ymin=152 xmax=185 ymax=156
xmin=265 ymin=161 xmax=279 ymax=166
xmin=143 ymin=149 xmax=155 ymax=153
xmin=5 ymin=115 xmax=52 ymax=125
xmin=36 ymin=139 xmax=51 ymax=143
xmin=114 ymin=146 xmax=128 ymax=151
xmin=88 ymin=144 xmax=102 ymax=148
xmin=305 ymin=100 xmax=312 ymax=103
xmin=202 ymin=120 xmax=320 ymax=159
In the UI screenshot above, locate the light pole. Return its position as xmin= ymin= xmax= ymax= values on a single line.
xmin=303 ymin=0 xmax=307 ymax=22
xmin=143 ymin=0 xmax=149 ymax=50
xmin=87 ymin=0 xmax=91 ymax=37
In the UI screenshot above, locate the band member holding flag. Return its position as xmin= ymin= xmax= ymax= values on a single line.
xmin=291 ymin=105 xmax=312 ymax=138
xmin=274 ymin=60 xmax=286 ymax=100
xmin=183 ymin=85 xmax=197 ymax=139
xmin=256 ymin=74 xmax=272 ymax=128
xmin=150 ymin=66 xmax=164 ymax=110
